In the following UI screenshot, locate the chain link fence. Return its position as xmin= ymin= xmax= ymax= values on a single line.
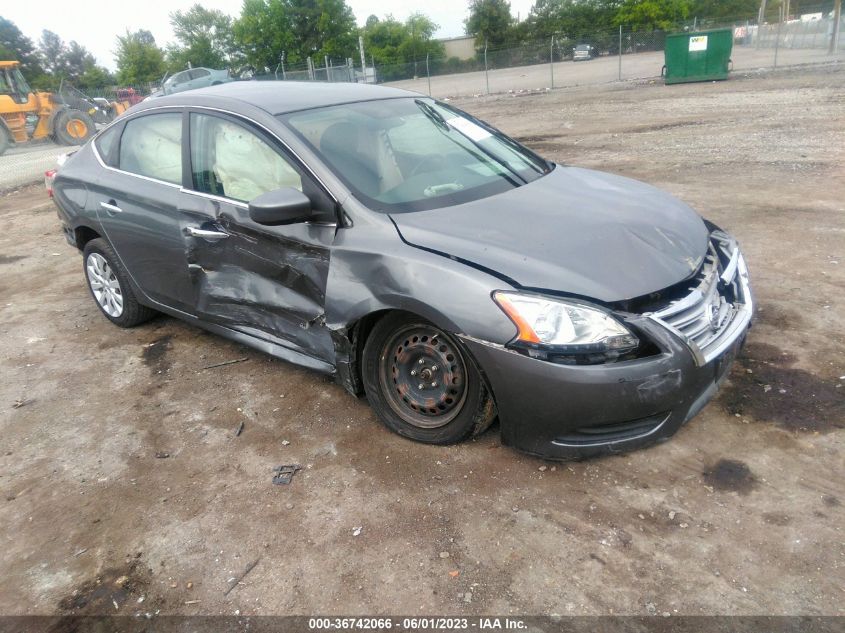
xmin=2 ymin=13 xmax=843 ymax=190
xmin=378 ymin=14 xmax=843 ymax=99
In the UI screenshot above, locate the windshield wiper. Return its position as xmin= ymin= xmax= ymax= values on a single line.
xmin=416 ymin=100 xmax=528 ymax=185
xmin=415 ymin=99 xmax=449 ymax=131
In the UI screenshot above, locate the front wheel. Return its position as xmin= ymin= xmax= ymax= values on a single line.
xmin=362 ymin=312 xmax=496 ymax=444
xmin=53 ymin=109 xmax=96 ymax=145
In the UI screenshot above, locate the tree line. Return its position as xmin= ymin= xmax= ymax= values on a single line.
xmin=1 ymin=0 xmax=837 ymax=91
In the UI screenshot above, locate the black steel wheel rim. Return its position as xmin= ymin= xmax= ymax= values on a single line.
xmin=379 ymin=325 xmax=468 ymax=429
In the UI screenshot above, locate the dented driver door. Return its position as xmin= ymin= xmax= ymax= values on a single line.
xmin=177 ymin=111 xmax=337 ymax=364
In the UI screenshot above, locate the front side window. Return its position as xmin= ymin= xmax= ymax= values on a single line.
xmin=119 ymin=113 xmax=182 ymax=185
xmin=281 ymin=97 xmax=550 ymax=212
xmin=190 ymin=113 xmax=302 ymax=203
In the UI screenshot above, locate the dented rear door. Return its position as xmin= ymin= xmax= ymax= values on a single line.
xmin=178 ymin=110 xmax=336 ymax=363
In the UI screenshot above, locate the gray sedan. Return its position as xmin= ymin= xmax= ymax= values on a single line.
xmin=50 ymin=81 xmax=752 ymax=460
xmin=162 ymin=67 xmax=230 ymax=95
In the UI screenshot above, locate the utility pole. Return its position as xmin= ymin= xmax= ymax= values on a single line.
xmin=549 ymin=35 xmax=555 ymax=89
xmin=618 ymin=25 xmax=622 ymax=80
xmin=426 ymin=53 xmax=431 ymax=96
xmin=830 ymin=0 xmax=842 ymax=53
xmin=483 ymin=40 xmax=490 ymax=95
xmin=757 ymin=0 xmax=768 ymax=48
xmin=359 ymin=35 xmax=366 ymax=83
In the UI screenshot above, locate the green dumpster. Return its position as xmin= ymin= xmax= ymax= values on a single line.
xmin=663 ymin=28 xmax=733 ymax=84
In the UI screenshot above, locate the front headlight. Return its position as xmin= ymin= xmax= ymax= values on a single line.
xmin=493 ymin=291 xmax=638 ymax=352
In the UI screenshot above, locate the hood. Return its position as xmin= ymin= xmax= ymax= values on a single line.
xmin=390 ymin=166 xmax=709 ymax=303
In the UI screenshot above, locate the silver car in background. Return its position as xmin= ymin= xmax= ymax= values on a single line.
xmin=162 ymin=67 xmax=230 ymax=95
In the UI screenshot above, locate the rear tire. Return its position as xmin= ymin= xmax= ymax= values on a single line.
xmin=82 ymin=238 xmax=156 ymax=328
xmin=53 ymin=109 xmax=96 ymax=145
xmin=362 ymin=312 xmax=496 ymax=445
xmin=0 ymin=129 xmax=10 ymax=156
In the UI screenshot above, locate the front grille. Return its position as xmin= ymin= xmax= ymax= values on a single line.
xmin=646 ymin=231 xmax=752 ymax=365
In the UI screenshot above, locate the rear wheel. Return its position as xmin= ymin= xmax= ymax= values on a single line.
xmin=53 ymin=108 xmax=96 ymax=145
xmin=83 ymin=238 xmax=156 ymax=327
xmin=0 ymin=129 xmax=10 ymax=156
xmin=362 ymin=312 xmax=496 ymax=444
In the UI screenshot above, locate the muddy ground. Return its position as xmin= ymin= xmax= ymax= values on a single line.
xmin=0 ymin=64 xmax=843 ymax=616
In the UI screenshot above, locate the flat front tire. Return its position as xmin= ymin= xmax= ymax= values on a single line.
xmin=362 ymin=312 xmax=496 ymax=444
xmin=82 ymin=238 xmax=156 ymax=328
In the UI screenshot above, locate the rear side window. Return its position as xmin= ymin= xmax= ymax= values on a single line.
xmin=94 ymin=124 xmax=121 ymax=167
xmin=190 ymin=113 xmax=301 ymax=202
xmin=119 ymin=113 xmax=182 ymax=185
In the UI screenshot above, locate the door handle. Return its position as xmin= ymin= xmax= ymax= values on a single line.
xmin=186 ymin=226 xmax=229 ymax=241
xmin=100 ymin=200 xmax=122 ymax=213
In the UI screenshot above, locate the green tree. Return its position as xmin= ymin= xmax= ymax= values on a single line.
xmin=232 ymin=0 xmax=357 ymax=70
xmin=398 ymin=13 xmax=444 ymax=66
xmin=233 ymin=0 xmax=294 ymax=73
xmin=362 ymin=13 xmax=444 ymax=63
xmin=527 ymin=0 xmax=619 ymax=39
xmin=614 ymin=0 xmax=691 ymax=30
xmin=362 ymin=15 xmax=408 ymax=62
xmin=38 ymin=30 xmax=69 ymax=76
xmin=64 ymin=41 xmax=97 ymax=80
xmin=465 ymin=0 xmax=515 ymax=48
xmin=689 ymin=0 xmax=759 ymax=20
xmin=288 ymin=0 xmax=357 ymax=61
xmin=0 ymin=16 xmax=44 ymax=80
xmin=167 ymin=4 xmax=236 ymax=71
xmin=114 ymin=29 xmax=166 ymax=86
xmin=76 ymin=64 xmax=114 ymax=91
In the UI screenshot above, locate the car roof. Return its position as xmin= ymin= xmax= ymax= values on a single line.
xmin=148 ymin=80 xmax=418 ymax=116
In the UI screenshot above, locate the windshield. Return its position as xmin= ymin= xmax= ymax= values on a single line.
xmin=281 ymin=97 xmax=551 ymax=212
xmin=1 ymin=68 xmax=31 ymax=96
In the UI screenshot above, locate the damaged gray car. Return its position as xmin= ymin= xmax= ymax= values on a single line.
xmin=51 ymin=81 xmax=752 ymax=460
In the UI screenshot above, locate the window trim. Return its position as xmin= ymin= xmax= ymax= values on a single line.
xmin=115 ymin=110 xmax=185 ymax=187
xmin=91 ymin=107 xmax=184 ymax=189
xmin=187 ymin=109 xmax=305 ymax=205
xmin=91 ymin=105 xmax=339 ymax=210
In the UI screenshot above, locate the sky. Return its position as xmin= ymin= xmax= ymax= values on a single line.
xmin=3 ymin=0 xmax=536 ymax=71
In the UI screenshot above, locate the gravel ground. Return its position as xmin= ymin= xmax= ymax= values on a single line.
xmin=0 ymin=64 xmax=843 ymax=617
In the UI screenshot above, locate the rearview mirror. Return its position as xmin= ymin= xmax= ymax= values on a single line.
xmin=249 ymin=188 xmax=313 ymax=226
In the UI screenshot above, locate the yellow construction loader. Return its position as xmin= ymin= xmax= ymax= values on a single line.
xmin=0 ymin=60 xmax=130 ymax=156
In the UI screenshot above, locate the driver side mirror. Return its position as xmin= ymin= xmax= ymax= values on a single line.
xmin=249 ymin=187 xmax=313 ymax=226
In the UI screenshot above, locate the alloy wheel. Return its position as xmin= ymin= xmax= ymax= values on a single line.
xmin=86 ymin=252 xmax=124 ymax=317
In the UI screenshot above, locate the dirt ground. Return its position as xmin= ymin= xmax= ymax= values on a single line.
xmin=1 ymin=64 xmax=843 ymax=617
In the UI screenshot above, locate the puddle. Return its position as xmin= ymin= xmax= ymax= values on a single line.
xmin=703 ymin=458 xmax=756 ymax=494
xmin=720 ymin=342 xmax=844 ymax=433
xmin=57 ymin=558 xmax=151 ymax=614
xmin=141 ymin=335 xmax=173 ymax=375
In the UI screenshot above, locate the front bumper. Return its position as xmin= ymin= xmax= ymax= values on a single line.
xmin=461 ymin=313 xmax=749 ymax=461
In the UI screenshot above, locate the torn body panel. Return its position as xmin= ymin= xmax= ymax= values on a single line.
xmin=322 ymin=203 xmax=520 ymax=394
xmin=178 ymin=190 xmax=336 ymax=364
